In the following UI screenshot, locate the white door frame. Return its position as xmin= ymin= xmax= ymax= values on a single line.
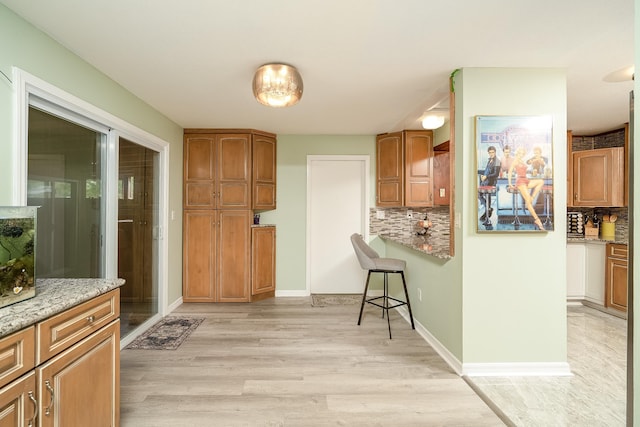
xmin=306 ymin=155 xmax=370 ymax=295
xmin=12 ymin=68 xmax=170 ymax=329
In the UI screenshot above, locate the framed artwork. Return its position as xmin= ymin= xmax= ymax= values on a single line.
xmin=475 ymin=115 xmax=553 ymax=233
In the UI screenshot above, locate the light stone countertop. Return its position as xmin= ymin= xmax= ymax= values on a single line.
xmin=0 ymin=278 xmax=125 ymax=338
xmin=379 ymin=233 xmax=452 ymax=260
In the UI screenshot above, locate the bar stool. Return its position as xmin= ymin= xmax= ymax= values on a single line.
xmin=477 ymin=185 xmax=496 ymax=227
xmin=542 ymin=185 xmax=553 ymax=228
xmin=350 ymin=233 xmax=415 ymax=339
xmin=506 ymin=186 xmax=522 ymax=228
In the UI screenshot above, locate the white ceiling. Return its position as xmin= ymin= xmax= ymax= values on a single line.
xmin=1 ymin=0 xmax=634 ymax=135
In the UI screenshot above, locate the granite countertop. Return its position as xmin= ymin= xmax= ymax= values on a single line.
xmin=251 ymin=223 xmax=276 ymax=228
xmin=0 ymin=278 xmax=125 ymax=338
xmin=567 ymin=237 xmax=628 ymax=245
xmin=378 ymin=233 xmax=452 ymax=259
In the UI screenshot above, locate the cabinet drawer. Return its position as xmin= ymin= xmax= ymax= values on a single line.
xmin=36 ymin=289 xmax=120 ymax=364
xmin=0 ymin=327 xmax=35 ymax=388
xmin=608 ymin=243 xmax=628 ymax=259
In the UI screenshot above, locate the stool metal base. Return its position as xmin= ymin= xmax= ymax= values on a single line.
xmin=358 ymin=269 xmax=415 ymax=339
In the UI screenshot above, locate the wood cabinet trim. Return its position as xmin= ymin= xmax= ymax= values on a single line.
xmin=0 ymin=327 xmax=35 ymax=389
xmin=36 ymin=289 xmax=119 ymax=365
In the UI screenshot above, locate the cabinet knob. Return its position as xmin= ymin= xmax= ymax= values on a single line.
xmin=86 ymin=315 xmax=95 ymax=323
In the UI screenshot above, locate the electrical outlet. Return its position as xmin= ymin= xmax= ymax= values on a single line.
xmin=418 ymin=288 xmax=422 ymax=301
xmin=376 ymin=210 xmax=385 ymax=220
xmin=439 ymin=188 xmax=446 ymax=198
xmin=407 ymin=210 xmax=413 ymax=219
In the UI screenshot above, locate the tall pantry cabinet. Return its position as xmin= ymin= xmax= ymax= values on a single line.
xmin=183 ymin=129 xmax=276 ymax=303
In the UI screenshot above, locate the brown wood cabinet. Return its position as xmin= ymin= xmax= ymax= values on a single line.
xmin=0 ymin=290 xmax=120 ymax=427
xmin=252 ymin=135 xmax=277 ymax=210
xmin=0 ymin=372 xmax=37 ymax=427
xmin=184 ymin=133 xmax=252 ymax=210
xmin=433 ymin=142 xmax=450 ymax=206
xmin=376 ymin=130 xmax=434 ymax=207
xmin=572 ymin=147 xmax=625 ymax=207
xmin=183 ymin=129 xmax=277 ymax=303
xmin=605 ymin=243 xmax=628 ymax=312
xmin=251 ymin=226 xmax=276 ymax=300
xmin=183 ymin=210 xmax=251 ymax=302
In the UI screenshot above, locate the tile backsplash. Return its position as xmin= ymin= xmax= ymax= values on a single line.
xmin=370 ymin=206 xmax=450 ymax=239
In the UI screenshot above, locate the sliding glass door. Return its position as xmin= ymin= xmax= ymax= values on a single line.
xmin=27 ymin=106 xmax=105 ymax=278
xmin=26 ymin=105 xmax=161 ymax=339
xmin=118 ymin=138 xmax=159 ymax=335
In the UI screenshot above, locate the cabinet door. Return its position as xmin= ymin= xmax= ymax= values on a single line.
xmin=252 ymin=135 xmax=277 ymax=210
xmin=217 ymin=210 xmax=251 ymax=302
xmin=37 ymin=321 xmax=119 ymax=427
xmin=217 ymin=134 xmax=251 ymax=209
xmin=252 ymin=227 xmax=276 ymax=297
xmin=0 ymin=372 xmax=36 ymax=427
xmin=376 ymin=133 xmax=403 ymax=206
xmin=572 ymin=148 xmax=624 ymax=207
xmin=183 ymin=210 xmax=217 ymax=302
xmin=433 ymin=151 xmax=450 ymax=206
xmin=566 ymin=243 xmax=586 ymax=299
xmin=584 ymin=243 xmax=606 ymax=305
xmin=405 ymin=130 xmax=433 ymax=207
xmin=605 ymin=244 xmax=628 ymax=312
xmin=184 ymin=135 xmax=216 ymax=209
xmin=0 ymin=327 xmax=35 ymax=389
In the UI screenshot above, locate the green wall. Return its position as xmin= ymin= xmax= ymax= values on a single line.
xmin=0 ymin=5 xmax=185 ymax=305
xmin=458 ymin=68 xmax=568 ymax=364
xmin=259 ymin=135 xmax=377 ymax=292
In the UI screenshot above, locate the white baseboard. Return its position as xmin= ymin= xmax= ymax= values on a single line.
xmin=275 ymin=290 xmax=309 ymax=297
xmin=396 ymin=306 xmax=463 ymax=375
xmin=165 ymin=297 xmax=183 ymax=315
xmin=396 ymin=306 xmax=573 ymax=377
xmin=463 ymin=362 xmax=572 ymax=377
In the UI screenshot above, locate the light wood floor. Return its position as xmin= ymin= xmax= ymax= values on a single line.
xmin=120 ymin=297 xmax=505 ymax=426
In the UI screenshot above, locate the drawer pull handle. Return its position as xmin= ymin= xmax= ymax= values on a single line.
xmin=27 ymin=391 xmax=38 ymax=427
xmin=45 ymin=380 xmax=54 ymax=415
xmin=86 ymin=315 xmax=95 ymax=323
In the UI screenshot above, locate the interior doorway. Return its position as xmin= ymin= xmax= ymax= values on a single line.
xmin=118 ymin=138 xmax=159 ymax=336
xmin=307 ymin=155 xmax=369 ymax=294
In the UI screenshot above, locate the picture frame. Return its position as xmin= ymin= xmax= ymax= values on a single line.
xmin=475 ymin=115 xmax=553 ymax=233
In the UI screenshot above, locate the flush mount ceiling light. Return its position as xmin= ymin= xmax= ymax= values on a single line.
xmin=252 ymin=63 xmax=303 ymax=107
xmin=421 ymin=115 xmax=445 ymax=130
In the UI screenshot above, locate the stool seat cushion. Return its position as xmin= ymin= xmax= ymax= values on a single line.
xmin=374 ymin=257 xmax=406 ymax=272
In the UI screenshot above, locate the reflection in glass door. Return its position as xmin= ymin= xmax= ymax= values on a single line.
xmin=118 ymin=138 xmax=159 ymax=336
xmin=27 ymin=107 xmax=105 ymax=278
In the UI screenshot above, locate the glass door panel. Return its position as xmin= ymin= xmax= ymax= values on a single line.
xmin=118 ymin=138 xmax=159 ymax=336
xmin=27 ymin=107 xmax=104 ymax=278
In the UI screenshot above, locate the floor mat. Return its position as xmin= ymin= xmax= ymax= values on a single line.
xmin=311 ymin=294 xmax=363 ymax=307
xmin=125 ymin=316 xmax=204 ymax=350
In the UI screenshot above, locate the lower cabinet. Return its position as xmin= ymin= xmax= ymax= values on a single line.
xmin=566 ymin=243 xmax=586 ymax=300
xmin=605 ymin=243 xmax=628 ymax=312
xmin=183 ymin=210 xmax=252 ymax=302
xmin=251 ymin=226 xmax=276 ymax=301
xmin=584 ymin=242 xmax=606 ymax=306
xmin=0 ymin=290 xmax=120 ymax=427
xmin=0 ymin=372 xmax=36 ymax=427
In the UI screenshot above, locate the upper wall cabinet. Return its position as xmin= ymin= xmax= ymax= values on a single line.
xmin=252 ymin=134 xmax=277 ymax=211
xmin=572 ymin=147 xmax=625 ymax=207
xmin=376 ymin=130 xmax=434 ymax=207
xmin=184 ymin=133 xmax=252 ymax=209
xmin=183 ymin=129 xmax=277 ymax=211
xmin=568 ymin=125 xmax=628 ymax=208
